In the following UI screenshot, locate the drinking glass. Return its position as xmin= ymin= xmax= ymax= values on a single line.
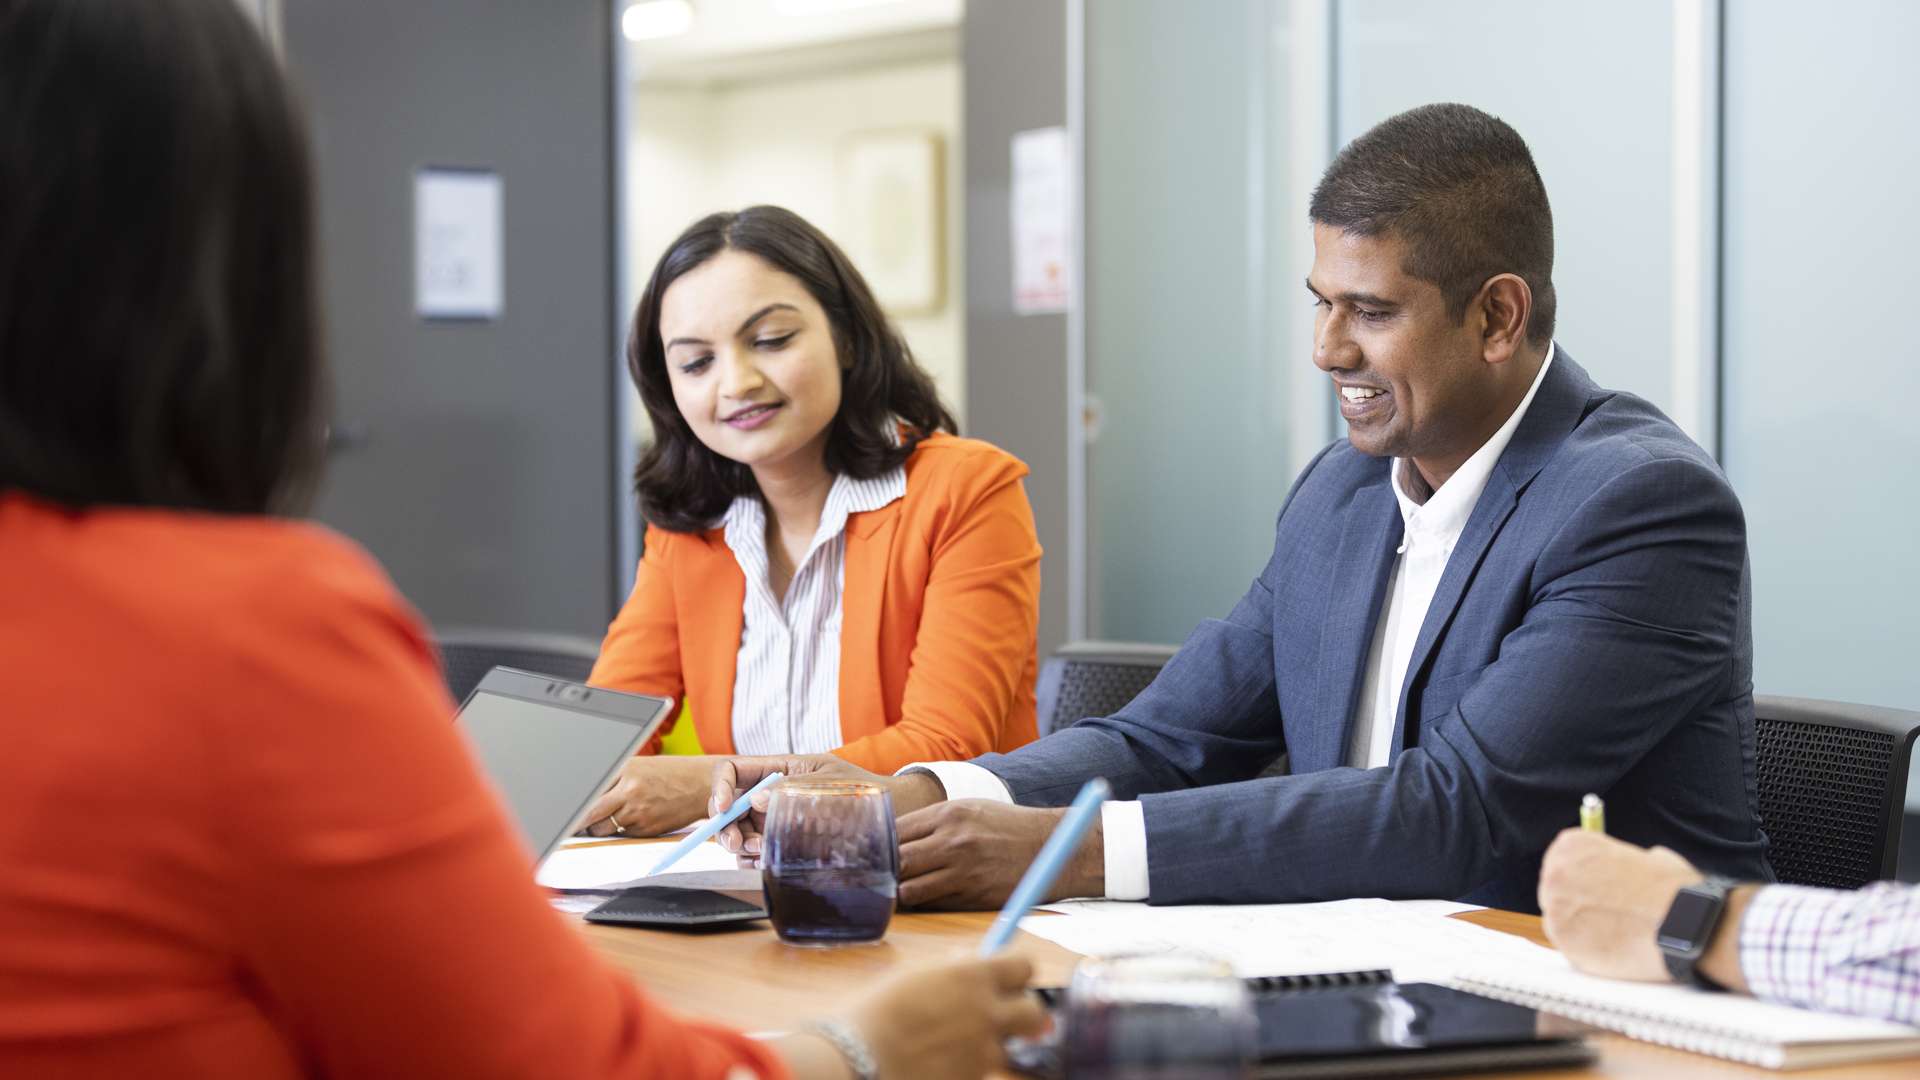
xmin=1061 ymin=953 xmax=1257 ymax=1079
xmin=760 ymin=780 xmax=898 ymax=947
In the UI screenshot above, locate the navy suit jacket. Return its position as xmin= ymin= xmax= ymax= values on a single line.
xmin=974 ymin=350 xmax=1772 ymax=911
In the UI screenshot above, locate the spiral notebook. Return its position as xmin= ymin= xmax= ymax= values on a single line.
xmin=1446 ymin=957 xmax=1920 ymax=1069
xmin=1033 ymin=968 xmax=1392 ymax=1007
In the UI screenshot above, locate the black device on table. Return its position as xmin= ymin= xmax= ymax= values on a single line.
xmin=583 ymin=886 xmax=768 ymax=928
xmin=1010 ymin=975 xmax=1594 ymax=1079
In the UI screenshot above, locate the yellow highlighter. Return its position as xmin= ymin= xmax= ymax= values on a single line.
xmin=1580 ymin=793 xmax=1606 ymax=834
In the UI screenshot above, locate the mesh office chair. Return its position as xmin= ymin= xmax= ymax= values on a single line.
xmin=1035 ymin=641 xmax=1180 ymax=737
xmin=1753 ymin=694 xmax=1920 ymax=889
xmin=435 ymin=627 xmax=602 ymax=707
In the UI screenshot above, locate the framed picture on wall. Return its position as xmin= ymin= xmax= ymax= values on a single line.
xmin=837 ymin=131 xmax=944 ymax=315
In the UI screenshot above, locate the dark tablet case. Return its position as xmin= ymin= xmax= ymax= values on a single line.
xmin=582 ymin=886 xmax=768 ymax=928
xmin=1015 ymin=976 xmax=1594 ymax=1079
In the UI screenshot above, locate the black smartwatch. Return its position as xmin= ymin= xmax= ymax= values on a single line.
xmin=1656 ymin=875 xmax=1738 ymax=989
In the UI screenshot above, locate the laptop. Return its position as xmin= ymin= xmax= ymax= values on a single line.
xmin=455 ymin=667 xmax=673 ymax=863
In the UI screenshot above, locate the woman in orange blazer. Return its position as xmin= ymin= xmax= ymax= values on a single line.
xmin=0 ymin=4 xmax=1040 ymax=1077
xmin=583 ymin=207 xmax=1042 ymax=837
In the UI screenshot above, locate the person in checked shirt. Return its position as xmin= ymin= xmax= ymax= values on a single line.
xmin=1539 ymin=829 xmax=1920 ymax=1025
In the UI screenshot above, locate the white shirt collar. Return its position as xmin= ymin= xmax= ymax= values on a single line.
xmin=816 ymin=467 xmax=907 ymax=540
xmin=1391 ymin=340 xmax=1556 ymax=540
xmin=722 ymin=466 xmax=906 ymax=558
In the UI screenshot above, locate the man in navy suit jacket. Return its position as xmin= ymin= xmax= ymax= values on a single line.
xmin=715 ymin=103 xmax=1772 ymax=913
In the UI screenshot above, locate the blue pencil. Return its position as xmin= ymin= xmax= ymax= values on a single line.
xmin=646 ymin=771 xmax=785 ymax=876
xmin=979 ymin=777 xmax=1111 ymax=956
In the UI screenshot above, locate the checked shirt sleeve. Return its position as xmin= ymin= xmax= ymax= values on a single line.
xmin=1737 ymin=882 xmax=1920 ymax=1025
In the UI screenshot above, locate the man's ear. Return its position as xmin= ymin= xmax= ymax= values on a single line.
xmin=1477 ymin=273 xmax=1532 ymax=365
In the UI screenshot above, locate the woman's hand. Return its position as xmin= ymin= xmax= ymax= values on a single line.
xmin=579 ymin=755 xmax=715 ymax=837
xmin=708 ymin=755 xmax=947 ymax=859
xmin=779 ymin=954 xmax=1046 ymax=1080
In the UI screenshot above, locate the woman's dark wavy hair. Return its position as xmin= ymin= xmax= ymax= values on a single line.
xmin=629 ymin=206 xmax=956 ymax=533
xmin=0 ymin=0 xmax=323 ymax=514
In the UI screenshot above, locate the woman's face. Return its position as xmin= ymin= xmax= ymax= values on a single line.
xmin=658 ymin=249 xmax=844 ymax=476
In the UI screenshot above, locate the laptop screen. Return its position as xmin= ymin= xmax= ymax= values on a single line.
xmin=456 ymin=671 xmax=670 ymax=863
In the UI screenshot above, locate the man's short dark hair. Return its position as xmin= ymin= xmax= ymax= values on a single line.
xmin=1310 ymin=103 xmax=1555 ymax=344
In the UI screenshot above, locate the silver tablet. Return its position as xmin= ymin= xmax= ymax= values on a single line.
xmin=455 ymin=667 xmax=672 ymax=863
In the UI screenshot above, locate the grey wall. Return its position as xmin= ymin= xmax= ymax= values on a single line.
xmin=1720 ymin=0 xmax=1920 ymax=717
xmin=283 ymin=0 xmax=619 ymax=636
xmin=962 ymin=0 xmax=1070 ymax=655
xmin=1716 ymin=0 xmax=1920 ymax=828
xmin=1083 ymin=2 xmax=1301 ymax=645
xmin=1335 ymin=0 xmax=1682 ymax=423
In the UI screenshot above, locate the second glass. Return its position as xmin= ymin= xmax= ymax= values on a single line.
xmin=760 ymin=780 xmax=899 ymax=947
xmin=1062 ymin=953 xmax=1257 ymax=1079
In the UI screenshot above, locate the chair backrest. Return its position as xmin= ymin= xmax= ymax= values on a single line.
xmin=1753 ymin=694 xmax=1920 ymax=888
xmin=435 ymin=627 xmax=603 ymax=707
xmin=1036 ymin=641 xmax=1179 ymax=737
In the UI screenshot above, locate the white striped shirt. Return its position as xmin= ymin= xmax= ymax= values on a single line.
xmin=721 ymin=467 xmax=907 ymax=755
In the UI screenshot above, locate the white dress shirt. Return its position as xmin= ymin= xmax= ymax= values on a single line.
xmin=910 ymin=343 xmax=1558 ymax=900
xmin=724 ymin=467 xmax=906 ymax=755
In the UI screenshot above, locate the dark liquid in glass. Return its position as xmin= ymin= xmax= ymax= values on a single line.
xmin=763 ymin=867 xmax=896 ymax=944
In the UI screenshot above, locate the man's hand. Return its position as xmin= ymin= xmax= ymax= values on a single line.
xmin=896 ymin=799 xmax=1104 ymax=910
xmin=579 ymin=755 xmax=713 ymax=837
xmin=709 ymin=755 xmax=948 ymax=858
xmin=1538 ymin=828 xmax=1705 ymax=981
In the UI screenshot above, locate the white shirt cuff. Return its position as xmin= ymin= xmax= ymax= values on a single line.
xmin=900 ymin=764 xmax=1149 ymax=901
xmin=898 ymin=761 xmax=1015 ymax=804
xmin=1100 ymin=800 xmax=1150 ymax=901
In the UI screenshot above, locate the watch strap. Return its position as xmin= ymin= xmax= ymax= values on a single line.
xmin=1660 ymin=875 xmax=1737 ymax=990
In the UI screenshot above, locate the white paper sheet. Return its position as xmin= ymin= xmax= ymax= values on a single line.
xmin=554 ymin=819 xmax=701 ymax=850
xmin=536 ymin=840 xmax=742 ymax=891
xmin=1381 ymin=899 xmax=1484 ymax=918
xmin=1020 ymin=898 xmax=1551 ymax=982
xmin=546 ymin=868 xmax=763 ymax=915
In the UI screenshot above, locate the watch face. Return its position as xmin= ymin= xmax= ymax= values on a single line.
xmin=1657 ymin=888 xmax=1720 ymax=951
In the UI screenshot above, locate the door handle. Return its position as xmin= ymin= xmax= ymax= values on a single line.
xmin=323 ymin=421 xmax=371 ymax=455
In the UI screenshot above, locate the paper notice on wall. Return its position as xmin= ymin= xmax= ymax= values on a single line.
xmin=1011 ymin=126 xmax=1072 ymax=315
xmin=415 ymin=167 xmax=503 ymax=320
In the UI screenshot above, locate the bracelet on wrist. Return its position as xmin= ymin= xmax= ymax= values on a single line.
xmin=804 ymin=1018 xmax=878 ymax=1080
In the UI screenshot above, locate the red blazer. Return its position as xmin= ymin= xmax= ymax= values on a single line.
xmin=590 ymin=433 xmax=1042 ymax=770
xmin=0 ymin=494 xmax=782 ymax=1079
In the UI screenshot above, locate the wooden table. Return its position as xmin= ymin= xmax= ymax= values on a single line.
xmin=572 ymin=842 xmax=1912 ymax=1078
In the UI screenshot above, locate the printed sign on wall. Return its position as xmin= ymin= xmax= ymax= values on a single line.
xmin=1011 ymin=126 xmax=1072 ymax=315
xmin=415 ymin=167 xmax=503 ymax=321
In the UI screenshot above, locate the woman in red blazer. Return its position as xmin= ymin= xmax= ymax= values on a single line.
xmin=584 ymin=207 xmax=1042 ymax=836
xmin=0 ymin=3 xmax=1040 ymax=1076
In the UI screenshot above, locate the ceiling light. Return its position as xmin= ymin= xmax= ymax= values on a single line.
xmin=773 ymin=0 xmax=902 ymax=15
xmin=622 ymin=0 xmax=693 ymax=41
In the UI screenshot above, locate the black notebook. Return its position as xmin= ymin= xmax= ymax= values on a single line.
xmin=1013 ymin=977 xmax=1594 ymax=1080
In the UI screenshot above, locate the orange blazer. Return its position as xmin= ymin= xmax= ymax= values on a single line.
xmin=0 ymin=494 xmax=782 ymax=1079
xmin=590 ymin=432 xmax=1041 ymax=770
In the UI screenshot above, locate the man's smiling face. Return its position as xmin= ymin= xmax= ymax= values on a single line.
xmin=1307 ymin=223 xmax=1510 ymax=489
